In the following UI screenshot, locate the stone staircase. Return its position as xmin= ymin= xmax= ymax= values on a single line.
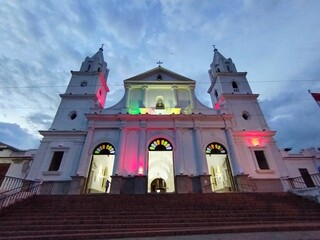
xmin=0 ymin=192 xmax=320 ymax=239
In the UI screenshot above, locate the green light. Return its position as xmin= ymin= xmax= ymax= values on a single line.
xmin=128 ymin=101 xmax=140 ymax=114
xmin=128 ymin=108 xmax=140 ymax=114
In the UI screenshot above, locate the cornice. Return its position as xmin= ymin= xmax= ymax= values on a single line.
xmin=39 ymin=130 xmax=88 ymax=137
xmin=233 ymin=130 xmax=276 ymax=137
xmin=85 ymin=113 xmax=233 ymax=122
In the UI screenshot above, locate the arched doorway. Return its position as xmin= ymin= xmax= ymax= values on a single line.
xmin=150 ymin=178 xmax=167 ymax=193
xmin=86 ymin=143 xmax=115 ymax=193
xmin=205 ymin=142 xmax=234 ymax=192
xmin=148 ymin=138 xmax=175 ymax=193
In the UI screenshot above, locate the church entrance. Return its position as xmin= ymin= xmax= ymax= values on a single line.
xmin=205 ymin=143 xmax=234 ymax=192
xmin=86 ymin=143 xmax=115 ymax=193
xmin=147 ymin=138 xmax=175 ymax=193
xmin=150 ymin=178 xmax=167 ymax=193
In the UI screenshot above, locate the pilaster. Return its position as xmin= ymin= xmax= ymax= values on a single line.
xmin=76 ymin=127 xmax=94 ymax=176
xmin=172 ymin=86 xmax=178 ymax=107
xmin=175 ymin=127 xmax=184 ymax=174
xmin=224 ymin=128 xmax=243 ymax=175
xmin=114 ymin=124 xmax=127 ymax=175
xmin=138 ymin=124 xmax=147 ymax=175
xmin=194 ymin=127 xmax=208 ymax=175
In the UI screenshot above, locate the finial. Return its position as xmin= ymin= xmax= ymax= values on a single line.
xmin=212 ymin=44 xmax=217 ymax=51
xmin=99 ymin=43 xmax=104 ymax=51
xmin=157 ymin=60 xmax=163 ymax=67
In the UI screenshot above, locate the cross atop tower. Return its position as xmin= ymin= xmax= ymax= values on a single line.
xmin=157 ymin=60 xmax=163 ymax=67
xmin=212 ymin=44 xmax=217 ymax=51
xmin=100 ymin=43 xmax=104 ymax=50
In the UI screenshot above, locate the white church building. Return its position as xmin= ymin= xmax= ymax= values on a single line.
xmin=25 ymin=47 xmax=319 ymax=195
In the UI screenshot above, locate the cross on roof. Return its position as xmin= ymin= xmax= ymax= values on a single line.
xmin=212 ymin=44 xmax=216 ymax=50
xmin=157 ymin=60 xmax=163 ymax=67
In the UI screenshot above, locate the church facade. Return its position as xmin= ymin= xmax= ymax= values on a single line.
xmin=26 ymin=47 xmax=290 ymax=194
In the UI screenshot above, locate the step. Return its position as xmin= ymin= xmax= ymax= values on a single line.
xmin=0 ymin=222 xmax=320 ymax=240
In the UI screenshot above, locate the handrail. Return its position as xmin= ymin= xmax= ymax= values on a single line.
xmin=282 ymin=173 xmax=320 ymax=190
xmin=0 ymin=175 xmax=28 ymax=192
xmin=0 ymin=181 xmax=32 ymax=195
xmin=0 ymin=175 xmax=42 ymax=210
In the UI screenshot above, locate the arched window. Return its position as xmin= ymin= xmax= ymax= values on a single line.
xmin=94 ymin=143 xmax=115 ymax=155
xmin=156 ymin=98 xmax=165 ymax=109
xmin=214 ymin=89 xmax=219 ymax=99
xmin=232 ymin=81 xmax=238 ymax=89
xmin=149 ymin=138 xmax=172 ymax=151
xmin=232 ymin=81 xmax=239 ymax=92
xmin=205 ymin=142 xmax=227 ymax=155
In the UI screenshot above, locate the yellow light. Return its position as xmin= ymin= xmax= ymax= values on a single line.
xmin=139 ymin=108 xmax=147 ymax=114
xmin=251 ymin=138 xmax=260 ymax=146
xmin=171 ymin=108 xmax=181 ymax=114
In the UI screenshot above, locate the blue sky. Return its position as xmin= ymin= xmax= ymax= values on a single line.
xmin=0 ymin=0 xmax=320 ymax=152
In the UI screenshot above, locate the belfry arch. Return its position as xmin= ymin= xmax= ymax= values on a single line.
xmin=147 ymin=138 xmax=175 ymax=193
xmin=86 ymin=143 xmax=115 ymax=193
xmin=205 ymin=142 xmax=234 ymax=192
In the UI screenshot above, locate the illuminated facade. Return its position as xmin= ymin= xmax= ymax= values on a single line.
xmin=27 ymin=47 xmax=291 ymax=194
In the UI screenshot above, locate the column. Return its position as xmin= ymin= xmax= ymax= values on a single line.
xmin=113 ymin=125 xmax=127 ymax=175
xmin=124 ymin=84 xmax=131 ymax=110
xmin=76 ymin=127 xmax=94 ymax=176
xmin=174 ymin=127 xmax=183 ymax=174
xmin=224 ymin=128 xmax=243 ymax=175
xmin=142 ymin=85 xmax=148 ymax=108
xmin=135 ymin=124 xmax=147 ymax=194
xmin=137 ymin=124 xmax=147 ymax=174
xmin=188 ymin=86 xmax=195 ymax=108
xmin=194 ymin=127 xmax=212 ymax=193
xmin=171 ymin=86 xmax=178 ymax=107
xmin=110 ymin=125 xmax=127 ymax=194
xmin=175 ymin=126 xmax=193 ymax=193
xmin=194 ymin=127 xmax=208 ymax=175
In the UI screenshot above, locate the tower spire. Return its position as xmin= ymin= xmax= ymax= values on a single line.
xmin=210 ymin=48 xmax=237 ymax=73
xmin=79 ymin=46 xmax=109 ymax=77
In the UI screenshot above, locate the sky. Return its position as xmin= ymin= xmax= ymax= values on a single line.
xmin=0 ymin=0 xmax=320 ymax=152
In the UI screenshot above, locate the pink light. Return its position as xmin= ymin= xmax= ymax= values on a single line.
xmin=138 ymin=166 xmax=144 ymax=175
xmin=214 ymin=102 xmax=220 ymax=110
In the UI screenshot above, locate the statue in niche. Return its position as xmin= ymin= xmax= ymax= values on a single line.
xmin=156 ymin=98 xmax=165 ymax=109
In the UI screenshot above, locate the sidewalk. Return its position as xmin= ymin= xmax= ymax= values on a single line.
xmin=114 ymin=230 xmax=320 ymax=240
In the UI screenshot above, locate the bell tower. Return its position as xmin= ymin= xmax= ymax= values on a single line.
xmin=50 ymin=47 xmax=110 ymax=131
xmin=207 ymin=47 xmax=269 ymax=131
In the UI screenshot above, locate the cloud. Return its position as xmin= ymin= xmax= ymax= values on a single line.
xmin=0 ymin=0 xmax=320 ymax=152
xmin=94 ymin=0 xmax=150 ymax=48
xmin=26 ymin=112 xmax=53 ymax=130
xmin=260 ymin=86 xmax=320 ymax=151
xmin=0 ymin=122 xmax=40 ymax=150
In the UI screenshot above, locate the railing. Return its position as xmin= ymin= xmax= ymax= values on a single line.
xmin=0 ymin=175 xmax=42 ymax=210
xmin=282 ymin=173 xmax=320 ymax=190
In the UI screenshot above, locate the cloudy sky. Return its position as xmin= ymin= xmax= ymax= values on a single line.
xmin=0 ymin=0 xmax=320 ymax=152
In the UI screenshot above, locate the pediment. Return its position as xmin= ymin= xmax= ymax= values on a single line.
xmin=124 ymin=66 xmax=195 ymax=83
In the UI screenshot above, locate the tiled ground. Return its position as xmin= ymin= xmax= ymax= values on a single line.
xmin=115 ymin=230 xmax=320 ymax=240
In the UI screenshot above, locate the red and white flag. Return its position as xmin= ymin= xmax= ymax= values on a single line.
xmin=310 ymin=92 xmax=320 ymax=107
